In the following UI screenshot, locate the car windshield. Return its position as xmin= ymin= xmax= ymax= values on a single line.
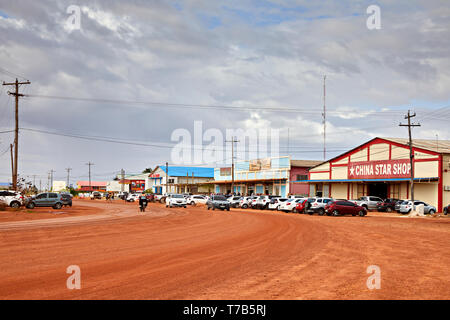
xmin=307 ymin=198 xmax=315 ymax=203
xmin=214 ymin=196 xmax=227 ymax=201
xmin=172 ymin=194 xmax=184 ymax=198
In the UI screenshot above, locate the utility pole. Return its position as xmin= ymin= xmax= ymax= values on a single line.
xmin=120 ymin=168 xmax=125 ymax=193
xmin=399 ymin=110 xmax=421 ymax=213
xmin=3 ymin=78 xmax=31 ymax=190
xmin=322 ymin=75 xmax=326 ymax=160
xmin=65 ymin=168 xmax=72 ymax=189
xmin=86 ymin=162 xmax=94 ymax=192
xmin=165 ymin=162 xmax=169 ymax=194
xmin=49 ymin=169 xmax=55 ymax=191
xmin=10 ymin=144 xmax=14 ymax=187
xmin=225 ymin=136 xmax=240 ymax=195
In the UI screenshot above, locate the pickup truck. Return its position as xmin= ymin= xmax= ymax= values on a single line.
xmin=350 ymin=196 xmax=384 ymax=211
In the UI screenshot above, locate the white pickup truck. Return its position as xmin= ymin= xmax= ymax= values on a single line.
xmin=350 ymin=196 xmax=384 ymax=211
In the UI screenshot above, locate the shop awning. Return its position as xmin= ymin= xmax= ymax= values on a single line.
xmin=294 ymin=177 xmax=439 ymax=183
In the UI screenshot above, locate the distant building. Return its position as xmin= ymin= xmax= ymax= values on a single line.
xmin=106 ymin=180 xmax=129 ymax=193
xmin=149 ymin=166 xmax=214 ymax=194
xmin=76 ymin=181 xmax=107 ymax=192
xmin=214 ymin=156 xmax=321 ymax=197
xmin=52 ymin=181 xmax=67 ymax=192
xmin=0 ymin=182 xmax=11 ymax=190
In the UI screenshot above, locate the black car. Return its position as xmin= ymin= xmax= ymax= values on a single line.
xmin=61 ymin=193 xmax=73 ymax=207
xmin=444 ymin=204 xmax=450 ymax=215
xmin=377 ymin=198 xmax=400 ymax=212
xmin=206 ymin=195 xmax=230 ymax=211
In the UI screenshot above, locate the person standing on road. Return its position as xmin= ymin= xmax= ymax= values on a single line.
xmin=139 ymin=194 xmax=148 ymax=213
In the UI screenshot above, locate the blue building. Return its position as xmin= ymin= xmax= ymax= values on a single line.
xmin=149 ymin=166 xmax=215 ymax=194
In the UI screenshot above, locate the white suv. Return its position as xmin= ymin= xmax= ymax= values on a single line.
xmin=0 ymin=190 xmax=24 ymax=208
xmin=166 ymin=194 xmax=187 ymax=208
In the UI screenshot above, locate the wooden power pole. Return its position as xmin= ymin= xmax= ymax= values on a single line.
xmin=225 ymin=136 xmax=239 ymax=195
xmin=3 ymin=78 xmax=31 ymax=190
xmin=399 ymin=110 xmax=421 ymax=212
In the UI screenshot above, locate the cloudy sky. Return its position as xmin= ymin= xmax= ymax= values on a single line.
xmin=0 ymin=0 xmax=449 ymax=185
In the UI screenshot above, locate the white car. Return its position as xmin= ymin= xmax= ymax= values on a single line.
xmin=279 ymin=198 xmax=305 ymax=212
xmin=0 ymin=190 xmax=24 ymax=208
xmin=227 ymin=196 xmax=242 ymax=208
xmin=187 ymin=195 xmax=207 ymax=205
xmin=126 ymin=193 xmax=140 ymax=202
xmin=239 ymin=196 xmax=256 ymax=209
xmin=166 ymin=194 xmax=187 ymax=208
xmin=268 ymin=197 xmax=289 ymax=210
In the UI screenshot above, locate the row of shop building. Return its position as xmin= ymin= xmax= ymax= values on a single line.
xmin=67 ymin=136 xmax=450 ymax=212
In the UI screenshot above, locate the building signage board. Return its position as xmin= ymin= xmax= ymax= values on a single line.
xmin=348 ymin=159 xmax=411 ymax=179
xmin=220 ymin=167 xmax=231 ymax=176
xmin=261 ymin=158 xmax=271 ymax=170
xmin=249 ymin=159 xmax=261 ymax=171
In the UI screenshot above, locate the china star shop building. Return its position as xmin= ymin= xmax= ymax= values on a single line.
xmin=305 ymin=137 xmax=450 ymax=212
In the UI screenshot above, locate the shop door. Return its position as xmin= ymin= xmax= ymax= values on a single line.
xmin=368 ymin=183 xmax=388 ymax=199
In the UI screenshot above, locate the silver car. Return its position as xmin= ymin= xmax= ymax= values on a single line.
xmin=398 ymin=200 xmax=436 ymax=214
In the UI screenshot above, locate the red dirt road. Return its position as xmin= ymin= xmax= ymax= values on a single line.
xmin=0 ymin=200 xmax=449 ymax=300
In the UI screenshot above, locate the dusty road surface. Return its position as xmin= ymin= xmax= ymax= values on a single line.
xmin=0 ymin=199 xmax=449 ymax=300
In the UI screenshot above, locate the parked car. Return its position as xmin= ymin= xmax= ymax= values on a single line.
xmin=165 ymin=194 xmax=187 ymax=208
xmin=279 ymin=198 xmax=305 ymax=212
xmin=206 ymin=195 xmax=230 ymax=211
xmin=26 ymin=192 xmax=66 ymax=209
xmin=188 ymin=195 xmax=207 ymax=205
xmin=398 ymin=200 xmax=436 ymax=214
xmin=61 ymin=193 xmax=73 ymax=207
xmin=376 ymin=198 xmax=400 ymax=212
xmin=227 ymin=196 xmax=243 ymax=208
xmin=90 ymin=191 xmax=102 ymax=200
xmin=394 ymin=200 xmax=406 ymax=212
xmin=305 ymin=197 xmax=333 ymax=215
xmin=252 ymin=195 xmax=278 ymax=210
xmin=351 ymin=196 xmax=384 ymax=211
xmin=268 ymin=197 xmax=289 ymax=210
xmin=0 ymin=190 xmax=24 ymax=208
xmin=126 ymin=193 xmax=140 ymax=202
xmin=324 ymin=200 xmax=367 ymax=217
xmin=239 ymin=196 xmax=256 ymax=209
xmin=145 ymin=194 xmax=155 ymax=202
xmin=444 ymin=204 xmax=449 ymax=215
xmin=295 ymin=198 xmax=309 ymax=214
xmin=118 ymin=191 xmax=128 ymax=200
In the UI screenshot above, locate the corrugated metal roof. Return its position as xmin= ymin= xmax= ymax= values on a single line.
xmin=158 ymin=166 xmax=214 ymax=178
xmin=76 ymin=181 xmax=108 ymax=187
xmin=383 ymin=137 xmax=450 ymax=154
xmin=290 ymin=160 xmax=323 ymax=168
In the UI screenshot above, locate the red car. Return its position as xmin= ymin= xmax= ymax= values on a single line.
xmin=324 ymin=200 xmax=367 ymax=217
xmin=295 ymin=199 xmax=308 ymax=213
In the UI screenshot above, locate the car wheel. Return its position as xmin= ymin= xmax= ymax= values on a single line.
xmin=242 ymin=204 xmax=248 ymax=209
xmin=26 ymin=203 xmax=35 ymax=209
xmin=160 ymin=198 xmax=165 ymax=204
xmin=212 ymin=207 xmax=215 ymax=210
xmin=358 ymin=210 xmax=365 ymax=217
xmin=190 ymin=201 xmax=195 ymax=205
xmin=10 ymin=201 xmax=20 ymax=209
xmin=386 ymin=207 xmax=393 ymax=213
xmin=276 ymin=206 xmax=280 ymax=211
xmin=184 ymin=205 xmax=187 ymax=208
xmin=429 ymin=209 xmax=435 ymax=214
xmin=53 ymin=202 xmax=62 ymax=210
xmin=318 ymin=208 xmax=325 ymax=216
xmin=332 ymin=210 xmax=339 ymax=216
xmin=227 ymin=208 xmax=230 ymax=211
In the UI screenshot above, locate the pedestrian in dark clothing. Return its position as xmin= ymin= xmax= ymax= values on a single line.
xmin=139 ymin=194 xmax=148 ymax=212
